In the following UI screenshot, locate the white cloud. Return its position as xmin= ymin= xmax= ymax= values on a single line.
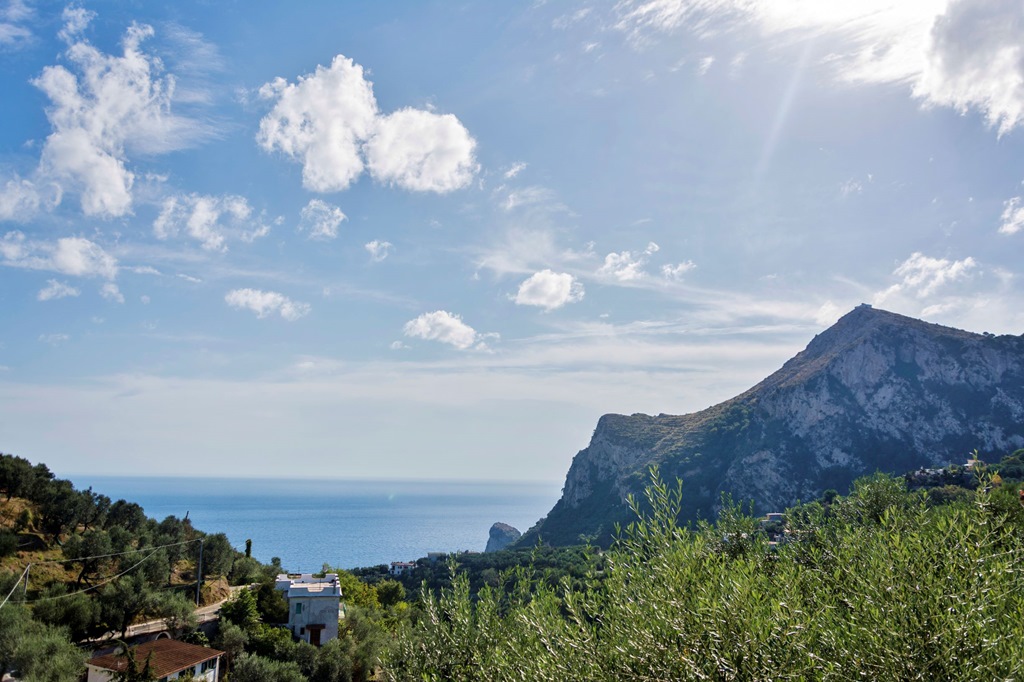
xmin=257 ymin=55 xmax=476 ymax=194
xmin=403 ymin=310 xmax=493 ymax=350
xmin=875 ymin=251 xmax=978 ymax=303
xmin=257 ymin=55 xmax=377 ymax=193
xmin=298 ymin=199 xmax=346 ymax=240
xmin=514 ymin=270 xmax=584 ymax=311
xmin=30 ymin=13 xmax=214 ymax=217
xmin=0 ymin=176 xmax=44 ymax=221
xmin=697 ymin=55 xmax=715 ymax=75
xmin=365 ymin=240 xmax=393 ymax=262
xmin=364 ymin=108 xmax=477 ymax=193
xmin=999 ymin=196 xmax=1024 ymax=234
xmin=154 ymin=193 xmax=271 ymax=251
xmin=662 ymin=261 xmax=697 ymax=280
xmin=100 ymin=282 xmax=124 ymax=303
xmin=815 ymin=300 xmax=843 ymax=326
xmin=38 ymin=333 xmax=69 ymax=346
xmin=1 ymin=232 xmax=118 ymax=279
xmin=598 ymin=242 xmax=659 ymax=282
xmin=840 ymin=179 xmax=863 ymax=197
xmin=176 ymin=273 xmax=202 ymax=284
xmin=37 ymin=279 xmax=79 ymax=301
xmin=501 ymin=185 xmax=563 ymax=212
xmin=916 ymin=0 xmax=1024 ymax=136
xmin=504 ymin=162 xmax=528 ymax=179
xmin=225 ymin=288 xmax=310 ymax=321
xmin=616 ymin=0 xmax=1024 ymax=135
xmin=0 ymin=0 xmax=33 ymax=49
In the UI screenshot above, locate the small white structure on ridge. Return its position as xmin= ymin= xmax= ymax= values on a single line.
xmin=275 ymin=573 xmax=342 ymax=647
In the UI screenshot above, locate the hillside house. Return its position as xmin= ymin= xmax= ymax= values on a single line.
xmin=275 ymin=573 xmax=342 ymax=646
xmin=390 ymin=561 xmax=416 ymax=576
xmin=86 ymin=639 xmax=223 ymax=682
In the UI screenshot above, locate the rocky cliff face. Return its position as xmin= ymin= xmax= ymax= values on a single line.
xmin=484 ymin=522 xmax=521 ymax=552
xmin=520 ymin=306 xmax=1024 ymax=546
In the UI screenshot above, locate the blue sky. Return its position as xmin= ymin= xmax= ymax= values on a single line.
xmin=1 ymin=0 xmax=1022 ymax=482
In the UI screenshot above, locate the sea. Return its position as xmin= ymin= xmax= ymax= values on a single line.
xmin=68 ymin=476 xmax=563 ymax=571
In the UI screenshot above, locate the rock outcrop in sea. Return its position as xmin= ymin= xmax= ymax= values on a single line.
xmin=485 ymin=522 xmax=521 ymax=552
xmin=518 ymin=305 xmax=1024 ymax=546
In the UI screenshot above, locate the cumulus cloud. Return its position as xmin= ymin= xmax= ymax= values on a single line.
xmin=37 ymin=279 xmax=79 ymax=301
xmin=597 ymin=242 xmax=660 ymax=282
xmin=365 ymin=108 xmax=477 ymax=192
xmin=154 ymin=193 xmax=271 ymax=251
xmin=298 ymin=199 xmax=346 ymax=240
xmin=365 ymin=240 xmax=392 ymax=262
xmin=514 ymin=270 xmax=584 ymax=310
xmin=662 ymin=261 xmax=697 ymax=280
xmin=615 ymin=0 xmax=1024 ymax=135
xmin=257 ymin=54 xmax=476 ymax=194
xmin=257 ymin=55 xmax=377 ymax=193
xmin=999 ymin=196 xmax=1024 ymax=234
xmin=28 ymin=10 xmax=214 ymax=217
xmin=403 ymin=310 xmax=493 ymax=350
xmin=875 ymin=251 xmax=978 ymax=303
xmin=225 ymin=288 xmax=310 ymax=321
xmin=100 ymin=282 xmax=124 ymax=303
xmin=1 ymin=231 xmax=118 ymax=279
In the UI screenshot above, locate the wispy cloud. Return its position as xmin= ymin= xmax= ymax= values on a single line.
xmin=615 ymin=0 xmax=1024 ymax=135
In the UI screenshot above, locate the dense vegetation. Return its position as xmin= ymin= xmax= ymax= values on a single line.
xmin=6 ymin=449 xmax=1024 ymax=681
xmin=0 ymin=452 xmax=273 ymax=680
xmin=383 ymin=465 xmax=1024 ymax=681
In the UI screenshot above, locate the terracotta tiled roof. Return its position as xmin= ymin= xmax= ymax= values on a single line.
xmin=88 ymin=639 xmax=224 ymax=679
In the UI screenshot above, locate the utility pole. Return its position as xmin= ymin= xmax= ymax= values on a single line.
xmin=195 ymin=539 xmax=204 ymax=606
xmin=23 ymin=564 xmax=29 ymax=601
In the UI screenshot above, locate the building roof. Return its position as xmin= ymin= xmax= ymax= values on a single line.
xmin=88 ymin=639 xmax=224 ymax=679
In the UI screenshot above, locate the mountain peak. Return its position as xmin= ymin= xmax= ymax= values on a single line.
xmin=519 ymin=307 xmax=1024 ymax=547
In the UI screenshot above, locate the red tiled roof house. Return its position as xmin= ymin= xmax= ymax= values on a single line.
xmin=86 ymin=639 xmax=224 ymax=682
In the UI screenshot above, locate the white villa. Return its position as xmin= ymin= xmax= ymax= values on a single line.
xmin=275 ymin=573 xmax=342 ymax=646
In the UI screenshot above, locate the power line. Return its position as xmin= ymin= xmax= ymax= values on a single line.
xmin=0 ymin=537 xmax=205 ymax=610
xmin=0 ymin=565 xmax=30 ymax=609
xmin=29 ymin=537 xmax=201 ymax=565
xmin=25 ymin=547 xmax=165 ymax=603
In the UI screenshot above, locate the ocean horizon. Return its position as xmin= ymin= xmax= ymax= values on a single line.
xmin=68 ymin=475 xmax=564 ymax=571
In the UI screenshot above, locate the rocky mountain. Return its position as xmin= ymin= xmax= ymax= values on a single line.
xmin=519 ymin=305 xmax=1024 ymax=546
xmin=484 ymin=522 xmax=521 ymax=552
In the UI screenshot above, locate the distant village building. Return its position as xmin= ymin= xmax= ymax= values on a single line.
xmin=275 ymin=573 xmax=342 ymax=646
xmin=426 ymin=552 xmax=447 ymax=563
xmin=86 ymin=639 xmax=223 ymax=682
xmin=390 ymin=561 xmax=416 ymax=576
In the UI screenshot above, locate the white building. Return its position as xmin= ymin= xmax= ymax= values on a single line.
xmin=87 ymin=639 xmax=223 ymax=682
xmin=275 ymin=573 xmax=342 ymax=646
xmin=390 ymin=561 xmax=416 ymax=576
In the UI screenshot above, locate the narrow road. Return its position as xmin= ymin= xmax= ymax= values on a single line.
xmin=90 ymin=584 xmax=252 ymax=643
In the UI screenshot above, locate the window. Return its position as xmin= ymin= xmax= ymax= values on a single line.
xmin=202 ymin=659 xmax=217 ymax=673
xmin=296 ymin=602 xmax=303 ymax=614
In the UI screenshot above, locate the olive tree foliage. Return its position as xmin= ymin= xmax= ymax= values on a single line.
xmin=0 ymin=607 xmax=85 ymax=682
xmin=231 ymin=653 xmax=308 ymax=682
xmin=384 ymin=469 xmax=1024 ymax=681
